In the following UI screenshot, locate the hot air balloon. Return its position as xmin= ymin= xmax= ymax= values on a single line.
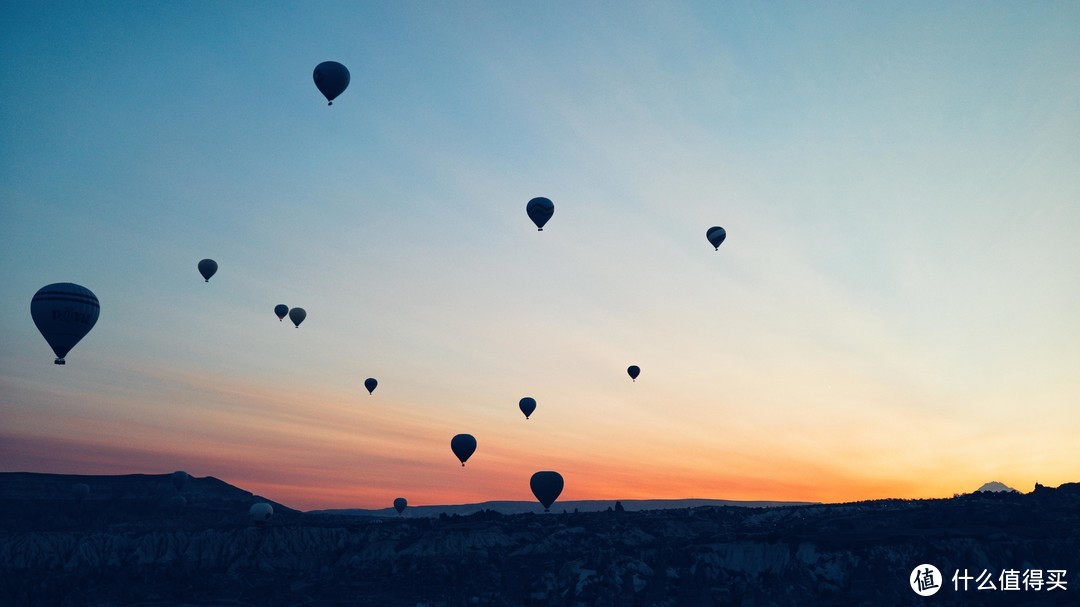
xmin=526 ymin=197 xmax=554 ymax=231
xmin=31 ymin=283 xmax=100 ymax=365
xmin=393 ymin=497 xmax=407 ymax=515
xmin=627 ymin=365 xmax=640 ymax=382
xmin=519 ymin=397 xmax=537 ymax=420
xmin=706 ymin=226 xmax=727 ymax=250
xmin=198 ymin=259 xmax=217 ymax=282
xmin=289 ymin=307 xmax=306 ymax=328
xmin=530 ymin=471 xmax=564 ymax=512
xmin=250 ymin=502 xmax=273 ymax=525
xmin=451 ymin=434 xmax=476 ymax=466
xmin=275 ymin=304 xmax=289 ymax=321
xmin=172 ymin=471 xmax=189 ymax=491
xmin=365 ymin=378 xmax=378 ymax=395
xmin=71 ymin=483 xmax=90 ymax=500
xmin=313 ymin=61 xmax=350 ymax=105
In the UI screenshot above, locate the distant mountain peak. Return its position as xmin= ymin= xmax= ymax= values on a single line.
xmin=975 ymin=481 xmax=1017 ymax=493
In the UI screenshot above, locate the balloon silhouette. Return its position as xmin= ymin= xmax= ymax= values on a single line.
xmin=451 ymin=434 xmax=476 ymax=466
xmin=627 ymin=365 xmax=640 ymax=382
xmin=313 ymin=61 xmax=350 ymax=105
xmin=198 ymin=259 xmax=217 ymax=282
xmin=289 ymin=307 xmax=306 ymax=328
xmin=530 ymin=471 xmax=564 ymax=512
xmin=706 ymin=226 xmax=727 ymax=250
xmin=526 ymin=197 xmax=554 ymax=231
xmin=365 ymin=377 xmax=378 ymax=395
xmin=249 ymin=502 xmax=273 ymax=525
xmin=275 ymin=304 xmax=289 ymax=321
xmin=393 ymin=497 xmax=407 ymax=515
xmin=31 ymin=283 xmax=100 ymax=365
xmin=172 ymin=471 xmax=188 ymax=491
xmin=71 ymin=483 xmax=90 ymax=500
xmin=519 ymin=397 xmax=537 ymax=420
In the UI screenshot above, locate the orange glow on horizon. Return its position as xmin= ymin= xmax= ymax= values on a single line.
xmin=2 ymin=357 xmax=1075 ymax=511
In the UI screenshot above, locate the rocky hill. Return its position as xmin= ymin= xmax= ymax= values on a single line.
xmin=1 ymin=474 xmax=1077 ymax=606
xmin=975 ymin=480 xmax=1018 ymax=493
xmin=0 ymin=472 xmax=300 ymax=533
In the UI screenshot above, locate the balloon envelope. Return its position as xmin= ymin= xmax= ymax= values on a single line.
xmin=249 ymin=502 xmax=274 ymax=524
xmin=519 ymin=397 xmax=537 ymax=419
xmin=530 ymin=471 xmax=564 ymax=512
xmin=172 ymin=471 xmax=188 ymax=491
xmin=627 ymin=365 xmax=640 ymax=381
xmin=198 ymin=259 xmax=217 ymax=282
xmin=71 ymin=483 xmax=90 ymax=500
xmin=313 ymin=61 xmax=350 ymax=105
xmin=526 ymin=197 xmax=555 ymax=231
xmin=274 ymin=304 xmax=289 ymax=321
xmin=31 ymin=283 xmax=100 ymax=365
xmin=289 ymin=307 xmax=306 ymax=328
xmin=450 ymin=434 xmax=477 ymax=466
xmin=393 ymin=497 xmax=407 ymax=515
xmin=706 ymin=226 xmax=727 ymax=250
xmin=364 ymin=377 xmax=378 ymax=395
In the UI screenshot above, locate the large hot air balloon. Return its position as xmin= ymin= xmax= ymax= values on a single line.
xmin=519 ymin=397 xmax=537 ymax=420
xmin=274 ymin=304 xmax=289 ymax=321
xmin=198 ymin=259 xmax=217 ymax=282
xmin=71 ymin=483 xmax=90 ymax=500
xmin=313 ymin=61 xmax=350 ymax=105
xmin=250 ymin=502 xmax=273 ymax=525
xmin=706 ymin=226 xmax=727 ymax=250
xmin=526 ymin=197 xmax=554 ymax=231
xmin=451 ymin=434 xmax=476 ymax=467
xmin=627 ymin=365 xmax=640 ymax=382
xmin=172 ymin=471 xmax=189 ymax=491
xmin=365 ymin=378 xmax=378 ymax=395
xmin=393 ymin=497 xmax=407 ymax=515
xmin=31 ymin=283 xmax=100 ymax=365
xmin=530 ymin=471 xmax=564 ymax=512
xmin=289 ymin=307 xmax=306 ymax=328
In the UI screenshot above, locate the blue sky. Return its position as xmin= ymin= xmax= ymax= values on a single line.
xmin=1 ymin=1 xmax=1078 ymax=509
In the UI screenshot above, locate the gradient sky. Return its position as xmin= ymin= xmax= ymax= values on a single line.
xmin=1 ymin=2 xmax=1078 ymax=511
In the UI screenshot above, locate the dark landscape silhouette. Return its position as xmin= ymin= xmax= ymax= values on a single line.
xmin=1 ymin=472 xmax=1076 ymax=606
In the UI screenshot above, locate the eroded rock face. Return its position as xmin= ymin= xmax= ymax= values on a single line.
xmin=1 ymin=480 xmax=1078 ymax=606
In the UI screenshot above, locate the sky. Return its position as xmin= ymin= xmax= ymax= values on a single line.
xmin=1 ymin=1 xmax=1078 ymax=511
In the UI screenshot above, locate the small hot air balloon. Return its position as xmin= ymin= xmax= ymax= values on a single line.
xmin=627 ymin=365 xmax=640 ymax=382
xmin=250 ymin=502 xmax=273 ymax=525
xmin=198 ymin=259 xmax=217 ymax=282
xmin=519 ymin=397 xmax=537 ymax=420
xmin=289 ymin=307 xmax=306 ymax=328
xmin=706 ymin=226 xmax=727 ymax=250
xmin=313 ymin=61 xmax=350 ymax=105
xmin=393 ymin=497 xmax=407 ymax=515
xmin=365 ymin=378 xmax=378 ymax=395
xmin=530 ymin=471 xmax=564 ymax=513
xmin=172 ymin=471 xmax=189 ymax=491
xmin=526 ymin=197 xmax=554 ymax=231
xmin=451 ymin=434 xmax=477 ymax=467
xmin=31 ymin=283 xmax=100 ymax=365
xmin=275 ymin=304 xmax=289 ymax=321
xmin=71 ymin=483 xmax=90 ymax=500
